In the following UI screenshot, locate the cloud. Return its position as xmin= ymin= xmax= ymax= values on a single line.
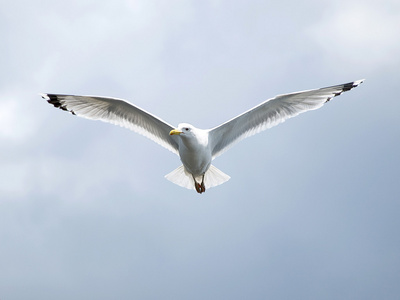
xmin=0 ymin=91 xmax=40 ymax=141
xmin=307 ymin=1 xmax=400 ymax=72
xmin=1 ymin=0 xmax=400 ymax=299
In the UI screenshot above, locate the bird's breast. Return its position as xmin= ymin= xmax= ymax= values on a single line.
xmin=178 ymin=144 xmax=211 ymax=176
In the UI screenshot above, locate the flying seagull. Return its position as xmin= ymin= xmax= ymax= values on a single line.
xmin=42 ymin=79 xmax=364 ymax=194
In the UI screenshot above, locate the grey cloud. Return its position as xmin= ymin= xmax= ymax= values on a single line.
xmin=1 ymin=0 xmax=399 ymax=299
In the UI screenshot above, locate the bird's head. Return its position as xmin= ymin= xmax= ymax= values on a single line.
xmin=170 ymin=123 xmax=209 ymax=148
xmin=169 ymin=123 xmax=196 ymax=138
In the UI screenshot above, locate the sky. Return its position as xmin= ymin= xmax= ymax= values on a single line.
xmin=1 ymin=0 xmax=400 ymax=299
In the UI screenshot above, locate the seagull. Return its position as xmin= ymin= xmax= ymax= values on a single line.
xmin=42 ymin=79 xmax=364 ymax=194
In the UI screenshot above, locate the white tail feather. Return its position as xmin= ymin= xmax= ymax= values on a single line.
xmin=203 ymin=165 xmax=231 ymax=189
xmin=165 ymin=165 xmax=230 ymax=190
xmin=164 ymin=165 xmax=194 ymax=190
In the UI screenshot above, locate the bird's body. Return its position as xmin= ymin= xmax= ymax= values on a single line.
xmin=42 ymin=79 xmax=364 ymax=193
xmin=170 ymin=124 xmax=214 ymax=193
xmin=174 ymin=124 xmax=211 ymax=176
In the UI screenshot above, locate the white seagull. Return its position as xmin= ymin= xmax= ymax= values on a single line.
xmin=42 ymin=79 xmax=364 ymax=194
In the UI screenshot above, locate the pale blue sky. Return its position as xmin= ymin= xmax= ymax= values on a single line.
xmin=1 ymin=0 xmax=399 ymax=299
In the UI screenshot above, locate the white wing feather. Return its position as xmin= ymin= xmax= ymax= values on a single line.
xmin=209 ymin=79 xmax=364 ymax=159
xmin=41 ymin=94 xmax=179 ymax=155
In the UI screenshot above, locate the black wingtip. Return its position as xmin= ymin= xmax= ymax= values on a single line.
xmin=341 ymin=82 xmax=356 ymax=93
xmin=325 ymin=79 xmax=364 ymax=103
xmin=45 ymin=94 xmax=61 ymax=106
xmin=41 ymin=93 xmax=76 ymax=115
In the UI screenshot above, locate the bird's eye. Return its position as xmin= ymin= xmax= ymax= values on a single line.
xmin=185 ymin=128 xmax=189 ymax=131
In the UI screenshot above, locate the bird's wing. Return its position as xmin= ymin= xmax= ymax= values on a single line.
xmin=208 ymin=79 xmax=364 ymax=159
xmin=42 ymin=94 xmax=179 ymax=155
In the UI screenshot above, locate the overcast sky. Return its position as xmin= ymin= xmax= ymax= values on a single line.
xmin=1 ymin=0 xmax=400 ymax=299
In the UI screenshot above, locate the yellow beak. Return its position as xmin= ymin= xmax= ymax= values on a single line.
xmin=169 ymin=129 xmax=182 ymax=136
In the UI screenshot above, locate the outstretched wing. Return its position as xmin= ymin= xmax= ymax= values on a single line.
xmin=209 ymin=79 xmax=364 ymax=159
xmin=42 ymin=94 xmax=179 ymax=155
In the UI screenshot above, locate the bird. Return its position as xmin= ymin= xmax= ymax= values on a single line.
xmin=42 ymin=79 xmax=364 ymax=194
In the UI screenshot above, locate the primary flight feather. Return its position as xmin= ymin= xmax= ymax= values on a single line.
xmin=42 ymin=79 xmax=364 ymax=193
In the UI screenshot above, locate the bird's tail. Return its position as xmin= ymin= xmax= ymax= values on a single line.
xmin=165 ymin=165 xmax=230 ymax=191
